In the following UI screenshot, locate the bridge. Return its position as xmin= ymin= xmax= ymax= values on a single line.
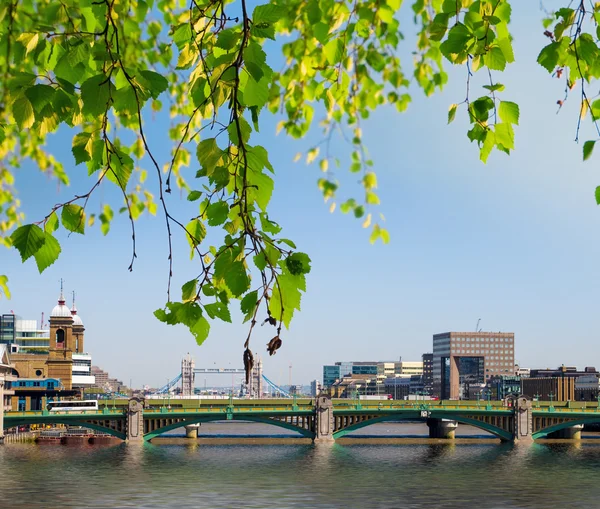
xmin=4 ymin=396 xmax=600 ymax=443
xmin=154 ymin=355 xmax=291 ymax=397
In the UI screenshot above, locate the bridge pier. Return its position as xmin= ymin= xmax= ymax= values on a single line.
xmin=427 ymin=418 xmax=457 ymax=439
xmin=314 ymin=394 xmax=334 ymax=443
xmin=548 ymin=424 xmax=583 ymax=440
xmin=126 ymin=398 xmax=145 ymax=442
xmin=514 ymin=397 xmax=533 ymax=443
xmin=185 ymin=424 xmax=200 ymax=439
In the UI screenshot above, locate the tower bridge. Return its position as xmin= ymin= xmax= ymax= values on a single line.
xmin=155 ymin=355 xmax=291 ymax=398
xmin=4 ymin=396 xmax=600 ymax=443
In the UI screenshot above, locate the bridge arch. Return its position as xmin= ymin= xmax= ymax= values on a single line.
xmin=532 ymin=417 xmax=600 ymax=440
xmin=143 ymin=415 xmax=315 ymax=441
xmin=3 ymin=418 xmax=126 ymax=440
xmin=435 ymin=413 xmax=513 ymax=441
xmin=332 ymin=412 xmax=513 ymax=441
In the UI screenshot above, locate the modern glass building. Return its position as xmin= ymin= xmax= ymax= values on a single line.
xmin=323 ymin=365 xmax=341 ymax=388
xmin=0 ymin=314 xmax=16 ymax=344
xmin=323 ymin=362 xmax=355 ymax=388
xmin=351 ymin=363 xmax=378 ymax=376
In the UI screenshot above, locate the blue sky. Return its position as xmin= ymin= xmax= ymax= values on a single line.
xmin=2 ymin=2 xmax=600 ymax=388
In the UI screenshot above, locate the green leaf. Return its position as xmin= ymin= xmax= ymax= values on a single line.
xmin=173 ymin=24 xmax=192 ymax=50
xmin=485 ymin=47 xmax=506 ymax=71
xmin=247 ymin=170 xmax=274 ymax=212
xmin=243 ymin=76 xmax=269 ymax=109
xmin=252 ymin=4 xmax=285 ymax=24
xmin=440 ymin=24 xmax=472 ymax=57
xmin=138 ymin=70 xmax=169 ymax=99
xmin=33 ymin=233 xmax=61 ymax=273
xmin=185 ymin=219 xmax=206 ymax=257
xmin=313 ymin=22 xmax=329 ymax=44
xmin=498 ymin=101 xmax=520 ymax=125
xmin=285 ymin=252 xmax=311 ymax=275
xmin=72 ymin=132 xmax=93 ymax=164
xmin=45 ymin=212 xmax=59 ymax=234
xmin=379 ymin=228 xmax=390 ymax=244
xmin=480 ymin=130 xmax=495 ymax=163
xmin=80 ymin=74 xmax=114 ymax=117
xmin=363 ymin=172 xmax=377 ymax=189
xmin=497 ymin=38 xmax=515 ymax=64
xmin=216 ymin=28 xmax=240 ymax=50
xmin=241 ymin=290 xmax=258 ymax=315
xmin=324 ymin=39 xmax=344 ymax=66
xmin=107 ymin=148 xmax=134 ymax=188
xmin=0 ymin=275 xmax=10 ymax=299
xmin=204 ymin=302 xmax=232 ymax=322
xmin=278 ymin=238 xmax=296 ymax=249
xmin=154 ymin=302 xmax=211 ymax=346
xmin=494 ymin=123 xmax=515 ymax=150
xmin=190 ymin=315 xmax=210 ymax=345
xmin=12 ymin=96 xmax=35 ymax=129
xmin=187 ymin=190 xmax=202 ymax=201
xmin=366 ymin=191 xmax=380 ymax=205
xmin=596 ymin=186 xmax=600 ymax=205
xmin=197 ymin=138 xmax=223 ymax=172
xmin=224 ymin=260 xmax=250 ymax=297
xmin=269 ymin=269 xmax=305 ymax=328
xmin=537 ymin=42 xmax=560 ymax=73
xmin=206 ymin=201 xmax=229 ymax=226
xmin=182 ymin=279 xmax=198 ymax=301
xmin=227 ymin=117 xmax=252 ymax=145
xmin=448 ymin=103 xmax=457 ymax=124
xmin=25 ymin=84 xmax=56 ymax=113
xmin=61 ymin=204 xmax=86 ymax=234
xmin=214 ymin=247 xmax=250 ymax=297
xmin=583 ymin=140 xmax=596 ymax=161
xmin=244 ymin=42 xmax=268 ymax=82
xmin=482 ymin=83 xmax=505 ymax=92
xmin=10 ymin=224 xmax=46 ymax=262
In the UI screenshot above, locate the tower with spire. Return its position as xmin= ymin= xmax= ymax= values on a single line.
xmin=70 ymin=291 xmax=85 ymax=354
xmin=47 ymin=279 xmax=75 ymax=389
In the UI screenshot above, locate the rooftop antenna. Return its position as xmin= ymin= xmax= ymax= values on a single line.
xmin=40 ymin=312 xmax=44 ymax=329
xmin=476 ymin=318 xmax=481 ymax=332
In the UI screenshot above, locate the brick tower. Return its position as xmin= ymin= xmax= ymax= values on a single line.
xmin=46 ymin=281 xmax=74 ymax=389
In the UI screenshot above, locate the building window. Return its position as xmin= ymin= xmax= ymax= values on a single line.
xmin=35 ymin=369 xmax=42 ymax=376
xmin=56 ymin=329 xmax=65 ymax=347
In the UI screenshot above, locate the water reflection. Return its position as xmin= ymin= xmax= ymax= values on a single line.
xmin=3 ymin=426 xmax=600 ymax=508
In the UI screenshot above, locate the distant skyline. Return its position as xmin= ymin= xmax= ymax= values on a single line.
xmin=2 ymin=2 xmax=600 ymax=387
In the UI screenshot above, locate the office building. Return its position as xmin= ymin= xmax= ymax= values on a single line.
xmin=521 ymin=377 xmax=575 ymax=402
xmin=433 ymin=331 xmax=515 ymax=399
xmin=422 ymin=353 xmax=433 ymax=394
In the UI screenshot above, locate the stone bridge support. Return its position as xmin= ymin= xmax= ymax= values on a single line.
xmin=514 ymin=396 xmax=533 ymax=443
xmin=185 ymin=424 xmax=200 ymax=439
xmin=314 ymin=394 xmax=334 ymax=443
xmin=427 ymin=418 xmax=457 ymax=439
xmin=127 ymin=398 xmax=144 ymax=442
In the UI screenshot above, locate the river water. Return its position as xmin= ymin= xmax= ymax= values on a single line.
xmin=1 ymin=422 xmax=600 ymax=508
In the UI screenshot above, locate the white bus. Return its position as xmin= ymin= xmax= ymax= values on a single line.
xmin=47 ymin=400 xmax=99 ymax=412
